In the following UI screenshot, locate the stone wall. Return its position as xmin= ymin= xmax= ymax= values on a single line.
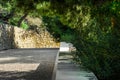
xmin=0 ymin=24 xmax=14 ymax=50
xmin=0 ymin=24 xmax=60 ymax=50
xmin=14 ymin=27 xmax=60 ymax=48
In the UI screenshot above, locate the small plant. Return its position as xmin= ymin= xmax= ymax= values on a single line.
xmin=21 ymin=21 xmax=29 ymax=30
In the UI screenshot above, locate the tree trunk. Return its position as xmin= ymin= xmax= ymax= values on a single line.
xmin=18 ymin=13 xmax=28 ymax=27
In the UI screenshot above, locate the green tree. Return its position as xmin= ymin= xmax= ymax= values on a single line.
xmin=0 ymin=0 xmax=120 ymax=80
xmin=0 ymin=0 xmax=50 ymax=26
xmin=46 ymin=0 xmax=120 ymax=80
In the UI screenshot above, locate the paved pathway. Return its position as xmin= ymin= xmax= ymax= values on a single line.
xmin=56 ymin=54 xmax=98 ymax=80
xmin=0 ymin=48 xmax=59 ymax=80
xmin=0 ymin=49 xmax=97 ymax=80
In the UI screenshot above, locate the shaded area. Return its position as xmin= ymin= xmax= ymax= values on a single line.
xmin=0 ymin=70 xmax=51 ymax=80
xmin=42 ymin=16 xmax=75 ymax=42
xmin=0 ymin=48 xmax=58 ymax=64
xmin=56 ymin=54 xmax=98 ymax=80
xmin=0 ymin=63 xmax=54 ymax=80
xmin=35 ymin=61 xmax=54 ymax=80
xmin=0 ymin=71 xmax=34 ymax=80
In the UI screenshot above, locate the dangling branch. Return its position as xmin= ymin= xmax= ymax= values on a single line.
xmin=18 ymin=13 xmax=28 ymax=27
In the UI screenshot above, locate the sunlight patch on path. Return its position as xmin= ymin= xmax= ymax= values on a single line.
xmin=0 ymin=57 xmax=18 ymax=62
xmin=0 ymin=63 xmax=39 ymax=71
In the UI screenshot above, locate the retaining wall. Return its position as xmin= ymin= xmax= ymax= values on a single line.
xmin=0 ymin=24 xmax=60 ymax=50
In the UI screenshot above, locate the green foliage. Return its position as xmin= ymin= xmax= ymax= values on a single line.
xmin=45 ymin=0 xmax=120 ymax=80
xmin=61 ymin=34 xmax=74 ymax=42
xmin=42 ymin=16 xmax=75 ymax=42
xmin=21 ymin=21 xmax=29 ymax=30
xmin=70 ymin=1 xmax=120 ymax=80
xmin=74 ymin=17 xmax=120 ymax=79
xmin=9 ymin=17 xmax=19 ymax=25
xmin=0 ymin=0 xmax=120 ymax=80
xmin=0 ymin=0 xmax=51 ymax=26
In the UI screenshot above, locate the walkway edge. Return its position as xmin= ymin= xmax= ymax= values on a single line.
xmin=52 ymin=49 xmax=60 ymax=80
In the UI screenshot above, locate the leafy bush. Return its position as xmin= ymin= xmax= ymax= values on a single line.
xmin=41 ymin=1 xmax=120 ymax=79
xmin=72 ymin=1 xmax=120 ymax=80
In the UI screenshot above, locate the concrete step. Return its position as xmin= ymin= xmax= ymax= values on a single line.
xmin=56 ymin=58 xmax=98 ymax=80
